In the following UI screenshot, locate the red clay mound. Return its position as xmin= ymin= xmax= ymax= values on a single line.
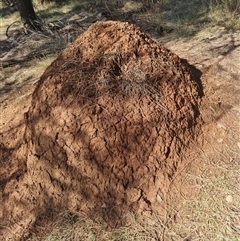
xmin=0 ymin=21 xmax=202 ymax=239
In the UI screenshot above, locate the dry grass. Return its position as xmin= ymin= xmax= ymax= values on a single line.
xmin=154 ymin=0 xmax=240 ymax=40
xmin=208 ymin=0 xmax=240 ymax=29
xmin=168 ymin=151 xmax=240 ymax=240
xmin=27 ymin=211 xmax=162 ymax=241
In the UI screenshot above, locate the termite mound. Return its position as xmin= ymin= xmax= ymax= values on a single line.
xmin=0 ymin=21 xmax=202 ymax=240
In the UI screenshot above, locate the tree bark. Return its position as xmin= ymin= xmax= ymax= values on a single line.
xmin=17 ymin=0 xmax=40 ymax=30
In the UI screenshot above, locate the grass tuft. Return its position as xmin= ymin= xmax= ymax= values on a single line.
xmin=208 ymin=0 xmax=240 ymax=29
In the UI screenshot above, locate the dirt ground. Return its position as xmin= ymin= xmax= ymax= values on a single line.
xmin=0 ymin=4 xmax=240 ymax=241
xmin=163 ymin=27 xmax=240 ymax=240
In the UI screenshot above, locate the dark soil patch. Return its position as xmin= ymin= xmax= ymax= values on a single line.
xmin=0 ymin=20 xmax=202 ymax=240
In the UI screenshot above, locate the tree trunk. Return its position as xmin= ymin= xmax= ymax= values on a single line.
xmin=17 ymin=0 xmax=40 ymax=30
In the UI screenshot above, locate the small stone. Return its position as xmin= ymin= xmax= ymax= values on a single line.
xmin=101 ymin=203 xmax=107 ymax=208
xmin=217 ymin=122 xmax=227 ymax=130
xmin=237 ymin=142 xmax=240 ymax=149
xmin=156 ymin=194 xmax=163 ymax=203
xmin=226 ymin=195 xmax=233 ymax=203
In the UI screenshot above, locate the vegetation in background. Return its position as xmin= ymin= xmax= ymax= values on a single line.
xmin=157 ymin=0 xmax=240 ymax=38
xmin=208 ymin=0 xmax=240 ymax=29
xmin=2 ymin=0 xmax=240 ymax=38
